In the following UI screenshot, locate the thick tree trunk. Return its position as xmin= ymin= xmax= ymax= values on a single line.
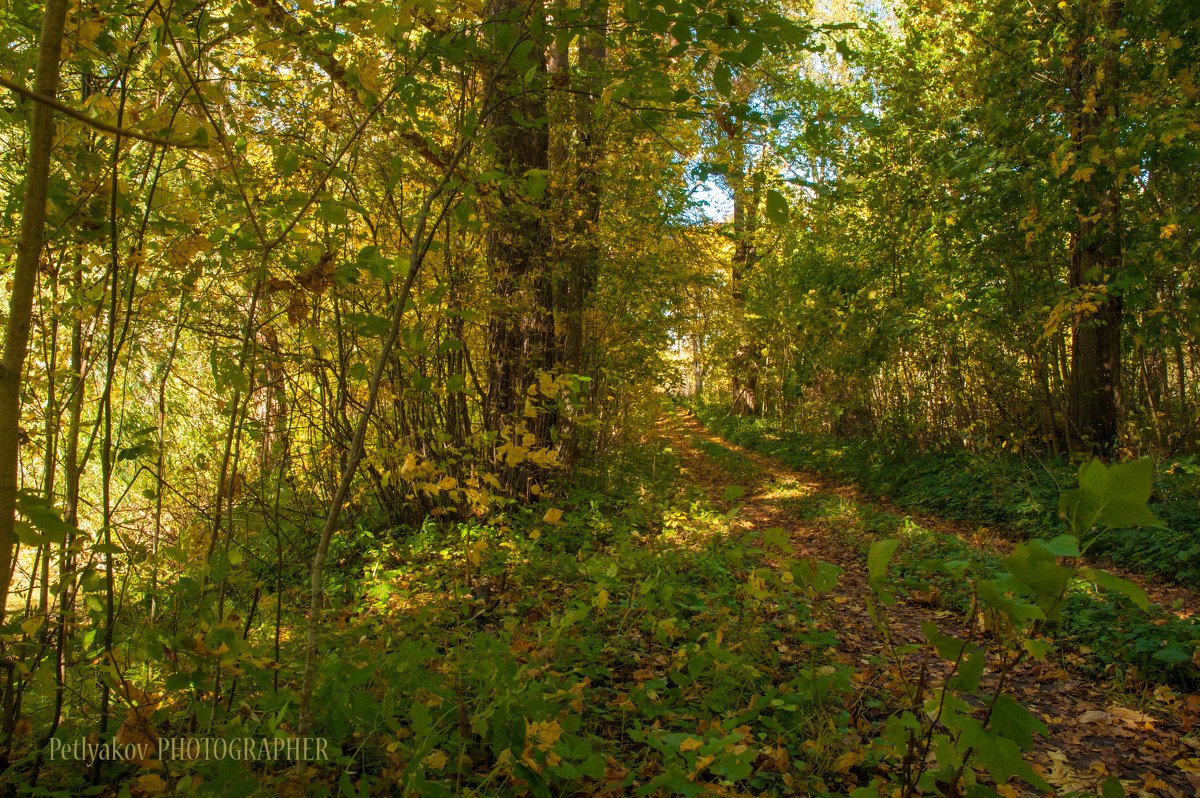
xmin=548 ymin=0 xmax=606 ymax=466
xmin=0 ymin=0 xmax=69 ymax=625
xmin=485 ymin=0 xmax=554 ymax=491
xmin=1067 ymin=0 xmax=1124 ymax=456
xmin=559 ymin=0 xmax=606 ymax=375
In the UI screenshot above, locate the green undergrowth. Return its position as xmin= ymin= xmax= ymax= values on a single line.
xmin=44 ymin=430 xmax=876 ymax=798
xmin=695 ymin=405 xmax=1200 ymax=589
xmin=882 ymin=519 xmax=1200 ymax=690
xmin=688 ymin=433 xmax=764 ymax=482
xmin=22 ymin=415 xmax=1195 ymax=797
xmin=301 ymin=436 xmax=870 ymax=797
xmin=696 ymin=405 xmax=1200 ymax=691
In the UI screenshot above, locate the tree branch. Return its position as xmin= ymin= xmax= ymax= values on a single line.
xmin=0 ymin=76 xmax=208 ymax=150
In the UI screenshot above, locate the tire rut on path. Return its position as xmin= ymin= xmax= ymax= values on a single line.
xmin=665 ymin=409 xmax=1199 ymax=798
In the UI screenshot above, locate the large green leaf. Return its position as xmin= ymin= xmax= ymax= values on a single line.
xmin=1060 ymin=458 xmax=1164 ymax=533
xmin=960 ymin=720 xmax=1049 ymax=789
xmin=868 ymin=538 xmax=898 ymax=584
xmin=977 ymin=579 xmax=1045 ymax=623
xmin=921 ymin=621 xmax=968 ymax=662
xmin=1077 ymin=568 xmax=1149 ymax=610
xmin=1003 ymin=540 xmax=1074 ymax=598
xmin=16 ymin=491 xmax=75 ymax=546
xmin=949 ymin=647 xmax=987 ymax=692
xmin=713 ymin=61 xmax=733 ymax=96
xmin=765 ymin=189 xmax=789 ymax=224
xmin=989 ymin=694 xmax=1047 ymax=751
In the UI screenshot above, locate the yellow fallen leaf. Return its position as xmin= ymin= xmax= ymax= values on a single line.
xmin=834 ymin=750 xmax=859 ymax=772
xmin=542 ymin=507 xmax=563 ymax=524
xmin=1109 ymin=706 xmax=1152 ymax=726
xmin=1176 ymin=758 xmax=1200 ymax=775
xmin=526 ymin=719 xmax=562 ymax=750
xmin=1142 ymin=773 xmax=1169 ymax=791
xmin=425 ymin=749 xmax=448 ymax=770
xmin=137 ymin=774 xmax=168 ymax=794
xmin=679 ymin=737 xmax=702 ymax=752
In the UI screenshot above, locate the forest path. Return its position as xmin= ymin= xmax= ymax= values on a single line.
xmin=662 ymin=408 xmax=1199 ymax=798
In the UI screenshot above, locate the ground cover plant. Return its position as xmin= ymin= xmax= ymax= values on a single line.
xmin=697 ymin=407 xmax=1200 ymax=589
xmin=697 ymin=409 xmax=1200 ymax=692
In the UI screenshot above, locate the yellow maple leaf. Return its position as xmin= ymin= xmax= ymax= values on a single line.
xmin=1071 ymin=166 xmax=1096 ymax=183
xmin=525 ymin=719 xmax=563 ymax=751
xmin=679 ymin=737 xmax=702 ymax=752
xmin=358 ymin=59 xmax=381 ymax=95
xmin=1161 ymin=224 xmax=1179 ymax=239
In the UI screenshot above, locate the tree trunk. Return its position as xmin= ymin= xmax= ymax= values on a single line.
xmin=1067 ymin=0 xmax=1124 ymax=456
xmin=485 ymin=0 xmax=553 ymax=491
xmin=0 ymin=0 xmax=69 ymax=625
xmin=727 ymin=115 xmax=760 ymax=416
xmin=559 ymin=0 xmax=606 ymax=376
xmin=549 ymin=0 xmax=606 ymax=466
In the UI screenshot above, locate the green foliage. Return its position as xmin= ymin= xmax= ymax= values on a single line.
xmin=1056 ymin=590 xmax=1200 ymax=688
xmin=860 ymin=454 xmax=1175 ymax=796
xmin=1060 ymin=458 xmax=1165 ymax=537
xmin=262 ymin=436 xmax=855 ymax=796
xmin=699 ymin=407 xmax=1200 ymax=587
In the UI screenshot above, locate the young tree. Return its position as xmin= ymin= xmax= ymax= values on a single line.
xmin=0 ymin=0 xmax=68 ymax=625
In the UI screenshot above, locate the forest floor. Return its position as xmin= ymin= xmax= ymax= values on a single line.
xmin=664 ymin=408 xmax=1200 ymax=798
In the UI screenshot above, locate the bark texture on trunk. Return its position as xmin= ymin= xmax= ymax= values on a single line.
xmin=486 ymin=0 xmax=555 ymax=491
xmin=1067 ymin=0 xmax=1124 ymax=456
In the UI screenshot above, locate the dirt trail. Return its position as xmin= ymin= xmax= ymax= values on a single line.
xmin=665 ymin=409 xmax=1200 ymax=798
